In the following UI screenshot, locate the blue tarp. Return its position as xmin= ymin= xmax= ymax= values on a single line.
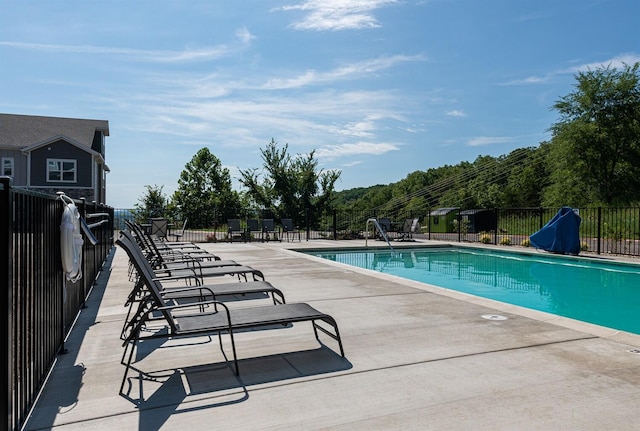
xmin=529 ymin=207 xmax=581 ymax=255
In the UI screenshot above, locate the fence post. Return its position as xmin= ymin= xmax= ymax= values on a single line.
xmin=597 ymin=206 xmax=602 ymax=255
xmin=79 ymin=197 xmax=88 ymax=307
xmin=1 ymin=177 xmax=13 ymax=431
xmin=539 ymin=207 xmax=544 ymax=230
xmin=332 ymin=210 xmax=337 ymax=240
xmin=494 ymin=208 xmax=499 ymax=245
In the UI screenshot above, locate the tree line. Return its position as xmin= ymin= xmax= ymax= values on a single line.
xmin=135 ymin=62 xmax=640 ymax=227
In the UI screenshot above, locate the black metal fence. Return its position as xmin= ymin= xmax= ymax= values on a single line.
xmin=1 ymin=177 xmax=114 ymax=431
xmin=114 ymin=206 xmax=640 ymax=258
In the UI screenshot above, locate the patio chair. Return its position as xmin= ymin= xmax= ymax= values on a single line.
xmin=117 ymin=235 xmax=344 ymax=390
xmin=169 ymin=218 xmax=188 ymax=242
xmin=150 ymin=218 xmax=169 ymax=241
xmin=227 ymin=218 xmax=244 ymax=242
xmin=397 ymin=218 xmax=420 ymax=242
xmin=262 ymin=218 xmax=280 ymax=242
xmin=281 ymin=218 xmax=301 ymax=242
xmin=247 ymin=218 xmax=263 ymax=242
xmin=377 ymin=218 xmax=392 ymax=240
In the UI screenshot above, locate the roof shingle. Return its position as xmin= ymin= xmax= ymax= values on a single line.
xmin=0 ymin=113 xmax=109 ymax=150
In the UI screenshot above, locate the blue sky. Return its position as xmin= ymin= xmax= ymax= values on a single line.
xmin=1 ymin=0 xmax=638 ymax=208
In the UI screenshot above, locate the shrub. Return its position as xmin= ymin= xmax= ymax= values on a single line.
xmin=499 ymin=236 xmax=512 ymax=246
xmin=580 ymin=241 xmax=589 ymax=251
xmin=520 ymin=238 xmax=531 ymax=247
xmin=479 ymin=233 xmax=492 ymax=244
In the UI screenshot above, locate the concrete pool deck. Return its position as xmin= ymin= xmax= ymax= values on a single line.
xmin=23 ymin=239 xmax=640 ymax=430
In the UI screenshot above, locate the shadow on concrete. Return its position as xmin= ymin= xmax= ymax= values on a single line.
xmin=122 ymin=346 xmax=352 ymax=431
xmin=23 ymin=247 xmax=115 ymax=430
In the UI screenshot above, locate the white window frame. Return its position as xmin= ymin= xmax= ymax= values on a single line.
xmin=47 ymin=158 xmax=77 ymax=183
xmin=1 ymin=157 xmax=14 ymax=177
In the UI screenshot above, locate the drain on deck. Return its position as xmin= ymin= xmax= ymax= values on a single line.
xmin=482 ymin=314 xmax=508 ymax=321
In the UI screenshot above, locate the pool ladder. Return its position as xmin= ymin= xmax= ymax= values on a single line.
xmin=366 ymin=218 xmax=394 ymax=252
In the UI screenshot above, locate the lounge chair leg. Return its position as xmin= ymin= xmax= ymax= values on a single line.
xmin=313 ymin=318 xmax=345 ymax=357
xmin=217 ymin=329 xmax=240 ymax=375
xmin=120 ymin=337 xmax=137 ymax=394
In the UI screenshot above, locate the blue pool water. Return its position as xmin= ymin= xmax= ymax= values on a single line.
xmin=305 ymin=247 xmax=640 ymax=335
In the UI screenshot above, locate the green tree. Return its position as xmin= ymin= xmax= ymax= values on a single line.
xmin=171 ymin=147 xmax=241 ymax=228
xmin=239 ymin=139 xmax=341 ymax=226
xmin=503 ymin=146 xmax=549 ymax=207
xmin=133 ymin=184 xmax=167 ymax=223
xmin=546 ymin=62 xmax=640 ymax=205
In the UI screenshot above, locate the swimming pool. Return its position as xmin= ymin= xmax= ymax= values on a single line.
xmin=305 ymin=246 xmax=640 ymax=335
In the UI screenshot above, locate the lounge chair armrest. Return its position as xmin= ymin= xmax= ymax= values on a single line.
xmin=157 ymin=298 xmax=228 ymax=312
xmin=152 ymin=271 xmax=198 ymax=283
xmin=160 ymin=285 xmax=215 ymax=297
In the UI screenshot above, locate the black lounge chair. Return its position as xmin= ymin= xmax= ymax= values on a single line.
xmin=120 ymin=230 xmax=265 ymax=285
xmin=117 ymin=235 xmax=345 ymax=391
xmin=127 ymin=220 xmax=214 ymax=256
xmin=117 ymin=233 xmax=285 ymax=339
xmin=120 ymin=230 xmax=242 ymax=278
xmin=124 ymin=224 xmax=229 ymax=281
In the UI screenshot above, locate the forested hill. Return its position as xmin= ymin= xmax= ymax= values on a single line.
xmin=331 ymin=145 xmax=551 ymax=212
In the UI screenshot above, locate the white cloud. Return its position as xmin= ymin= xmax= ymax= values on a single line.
xmin=466 ymin=136 xmax=512 ymax=147
xmin=235 ymin=27 xmax=256 ymax=45
xmin=445 ymin=109 xmax=466 ymax=117
xmin=502 ymin=75 xmax=550 ymax=86
xmin=278 ymin=0 xmax=399 ymax=31
xmin=123 ymin=86 xmax=409 ymax=156
xmin=340 ymin=119 xmax=376 ymax=137
xmin=503 ymin=53 xmax=640 ymax=86
xmin=315 ymin=142 xmax=400 ymax=159
xmin=263 ymin=54 xmax=424 ymax=89
xmin=567 ymin=53 xmax=640 ymax=73
xmin=0 ymin=41 xmax=235 ymax=63
xmin=342 ymin=160 xmax=364 ymax=167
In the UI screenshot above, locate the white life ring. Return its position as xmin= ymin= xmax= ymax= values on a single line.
xmin=60 ymin=200 xmax=83 ymax=282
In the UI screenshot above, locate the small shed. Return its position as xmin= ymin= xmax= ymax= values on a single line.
xmin=459 ymin=209 xmax=497 ymax=233
xmin=428 ymin=207 xmax=459 ymax=233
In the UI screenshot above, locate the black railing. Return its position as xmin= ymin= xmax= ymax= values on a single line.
xmin=1 ymin=178 xmax=114 ymax=431
xmin=115 ymin=206 xmax=640 ymax=258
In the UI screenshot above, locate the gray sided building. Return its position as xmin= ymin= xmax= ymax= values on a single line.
xmin=0 ymin=113 xmax=110 ymax=203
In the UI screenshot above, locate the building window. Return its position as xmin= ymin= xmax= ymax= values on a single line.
xmin=1 ymin=157 xmax=13 ymax=177
xmin=47 ymin=159 xmax=76 ymax=182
